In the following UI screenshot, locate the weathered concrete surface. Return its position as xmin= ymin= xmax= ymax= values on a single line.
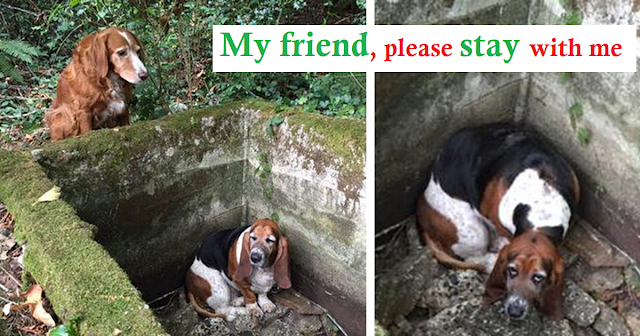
xmin=376 ymin=0 xmax=530 ymax=25
xmin=375 ymin=72 xmax=525 ymax=233
xmin=377 ymin=0 xmax=640 ymax=24
xmin=244 ymin=107 xmax=366 ymax=335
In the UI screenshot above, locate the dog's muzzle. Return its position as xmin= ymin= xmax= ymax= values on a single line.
xmin=504 ymin=295 xmax=529 ymax=320
xmin=250 ymin=248 xmax=266 ymax=266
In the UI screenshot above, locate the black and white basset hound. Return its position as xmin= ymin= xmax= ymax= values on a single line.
xmin=185 ymin=219 xmax=291 ymax=320
xmin=416 ymin=123 xmax=580 ymax=320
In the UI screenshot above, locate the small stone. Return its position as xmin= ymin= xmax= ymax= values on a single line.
xmin=273 ymin=289 xmax=324 ymax=315
xmin=593 ymin=303 xmax=631 ymax=336
xmin=622 ymin=308 xmax=640 ymax=336
xmin=30 ymin=149 xmax=44 ymax=161
xmin=541 ymin=319 xmax=575 ymax=336
xmin=564 ymin=280 xmax=600 ymax=327
xmin=393 ymin=314 xmax=414 ymax=334
xmin=419 ymin=269 xmax=484 ymax=313
xmin=189 ymin=317 xmax=232 ymax=336
xmin=623 ymin=266 xmax=640 ymax=297
xmin=261 ymin=319 xmax=300 ymax=336
xmin=581 ymin=268 xmax=625 ymax=294
xmin=565 ymin=221 xmax=630 ymax=268
xmin=569 ymin=323 xmax=599 ymax=336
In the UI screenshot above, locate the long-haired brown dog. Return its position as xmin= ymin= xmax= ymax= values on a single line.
xmin=45 ymin=27 xmax=148 ymax=140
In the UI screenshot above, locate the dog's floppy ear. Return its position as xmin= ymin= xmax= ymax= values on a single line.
xmin=234 ymin=231 xmax=253 ymax=280
xmin=539 ymin=255 xmax=564 ymax=319
xmin=274 ymin=235 xmax=291 ymax=289
xmin=484 ymin=246 xmax=509 ymax=304
xmin=89 ymin=33 xmax=109 ymax=79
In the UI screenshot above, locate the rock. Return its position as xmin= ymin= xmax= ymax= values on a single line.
xmin=581 ymin=268 xmax=625 ymax=294
xmin=260 ymin=319 xmax=300 ymax=336
xmin=564 ymin=280 xmax=600 ymax=327
xmin=190 ymin=317 xmax=233 ymax=336
xmin=393 ymin=314 xmax=414 ymax=334
xmin=291 ymin=314 xmax=323 ymax=334
xmin=593 ymin=303 xmax=631 ymax=336
xmin=419 ymin=269 xmax=485 ymax=312
xmin=569 ymin=322 xmax=600 ymax=336
xmin=229 ymin=314 xmax=258 ymax=333
xmin=624 ymin=266 xmax=640 ymax=297
xmin=565 ymin=221 xmax=630 ymax=268
xmin=622 ymin=308 xmax=640 ymax=336
xmin=541 ymin=319 xmax=575 ymax=336
xmin=375 ymin=246 xmax=440 ymax=325
xmin=414 ymin=296 xmax=573 ymax=336
xmin=273 ymin=289 xmax=324 ymax=315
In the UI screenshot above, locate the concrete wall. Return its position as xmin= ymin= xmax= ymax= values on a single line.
xmin=33 ymin=102 xmax=366 ymax=335
xmin=375 ymin=72 xmax=526 ymax=233
xmin=376 ymin=0 xmax=530 ymax=25
xmin=244 ymin=107 xmax=366 ymax=335
xmin=34 ymin=107 xmax=246 ymax=300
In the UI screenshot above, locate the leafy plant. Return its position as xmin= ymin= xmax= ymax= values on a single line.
xmin=0 ymin=40 xmax=39 ymax=83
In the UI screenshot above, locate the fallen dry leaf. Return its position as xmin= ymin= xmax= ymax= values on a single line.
xmin=13 ymin=284 xmax=56 ymax=327
xmin=32 ymin=187 xmax=61 ymax=206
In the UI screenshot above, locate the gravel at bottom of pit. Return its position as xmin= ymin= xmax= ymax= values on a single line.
xmin=154 ymin=288 xmax=342 ymax=336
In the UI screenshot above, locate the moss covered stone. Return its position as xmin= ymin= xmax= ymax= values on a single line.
xmin=0 ymin=150 xmax=165 ymax=335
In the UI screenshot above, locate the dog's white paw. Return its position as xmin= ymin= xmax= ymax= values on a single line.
xmin=261 ymin=301 xmax=277 ymax=313
xmin=246 ymin=303 xmax=263 ymax=317
xmin=231 ymin=297 xmax=244 ymax=307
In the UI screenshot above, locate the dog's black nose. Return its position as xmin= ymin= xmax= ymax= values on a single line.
xmin=507 ymin=303 xmax=526 ymax=319
xmin=139 ymin=70 xmax=148 ymax=80
xmin=250 ymin=251 xmax=262 ymax=263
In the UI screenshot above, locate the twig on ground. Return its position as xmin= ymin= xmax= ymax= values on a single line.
xmin=0 ymin=266 xmax=21 ymax=287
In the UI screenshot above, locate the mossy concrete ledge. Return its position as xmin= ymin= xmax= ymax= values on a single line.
xmin=0 ymin=150 xmax=165 ymax=335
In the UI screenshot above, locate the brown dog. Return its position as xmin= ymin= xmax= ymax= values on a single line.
xmin=46 ymin=27 xmax=148 ymax=140
xmin=185 ymin=219 xmax=291 ymax=320
xmin=416 ymin=123 xmax=579 ymax=320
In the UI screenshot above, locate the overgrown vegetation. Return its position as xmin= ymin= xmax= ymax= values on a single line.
xmin=0 ymin=0 xmax=366 ymax=141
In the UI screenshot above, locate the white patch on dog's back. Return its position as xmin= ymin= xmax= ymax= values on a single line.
xmin=499 ymin=169 xmax=571 ymax=235
xmin=424 ymin=175 xmax=489 ymax=259
xmin=190 ymin=257 xmax=229 ymax=308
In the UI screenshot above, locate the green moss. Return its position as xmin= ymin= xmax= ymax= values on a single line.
xmin=0 ymin=150 xmax=165 ymax=335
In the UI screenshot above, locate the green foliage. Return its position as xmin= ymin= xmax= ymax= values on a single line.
xmin=0 ymin=39 xmax=39 ymax=83
xmin=0 ymin=0 xmax=365 ymax=138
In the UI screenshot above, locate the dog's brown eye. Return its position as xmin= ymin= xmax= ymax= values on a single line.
xmin=531 ymin=274 xmax=545 ymax=284
xmin=266 ymin=238 xmax=276 ymax=244
xmin=507 ymin=266 xmax=518 ymax=278
xmin=117 ymin=49 xmax=128 ymax=57
xmin=250 ymin=236 xmax=257 ymax=241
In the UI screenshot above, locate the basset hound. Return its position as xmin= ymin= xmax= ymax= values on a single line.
xmin=185 ymin=219 xmax=291 ymax=320
xmin=45 ymin=27 xmax=148 ymax=140
xmin=416 ymin=123 xmax=580 ymax=320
